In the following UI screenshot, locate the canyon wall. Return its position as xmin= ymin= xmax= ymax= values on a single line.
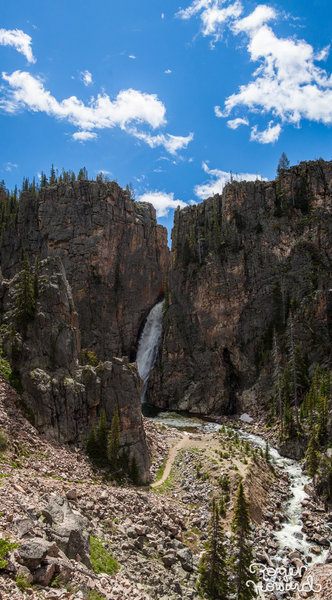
xmin=0 ymin=180 xmax=170 ymax=480
xmin=149 ymin=160 xmax=332 ymax=416
xmin=1 ymin=180 xmax=169 ymax=360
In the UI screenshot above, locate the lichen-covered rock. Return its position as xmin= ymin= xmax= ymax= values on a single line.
xmin=17 ymin=538 xmax=59 ymax=570
xmin=149 ymin=160 xmax=332 ymax=416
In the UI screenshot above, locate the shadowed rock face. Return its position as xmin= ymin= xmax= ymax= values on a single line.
xmin=1 ymin=257 xmax=151 ymax=481
xmin=1 ymin=180 xmax=169 ymax=360
xmin=0 ymin=180 xmax=170 ymax=482
xmin=148 ymin=160 xmax=332 ymax=416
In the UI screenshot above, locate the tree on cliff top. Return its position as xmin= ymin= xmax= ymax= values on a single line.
xmin=197 ymin=497 xmax=231 ymax=599
xmin=277 ymin=152 xmax=290 ymax=174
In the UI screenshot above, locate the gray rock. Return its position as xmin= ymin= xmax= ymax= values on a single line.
xmin=17 ymin=538 xmax=59 ymax=570
xmin=177 ymin=547 xmax=193 ymax=572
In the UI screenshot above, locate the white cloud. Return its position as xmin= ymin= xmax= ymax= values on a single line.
xmin=0 ymin=70 xmax=191 ymax=153
xmin=4 ymin=161 xmax=18 ymax=171
xmin=72 ymin=130 xmax=97 ymax=141
xmin=177 ymin=0 xmax=243 ymax=43
xmin=232 ymin=5 xmax=276 ymax=34
xmin=178 ymin=2 xmax=332 ymax=141
xmin=137 ymin=191 xmax=187 ymax=217
xmin=0 ymin=28 xmax=36 ymax=63
xmin=80 ymin=70 xmax=93 ymax=86
xmin=131 ymin=129 xmax=194 ymax=155
xmin=164 ymin=69 xmax=172 ymax=74
xmin=129 ymin=55 xmax=136 ymax=59
xmin=250 ymin=121 xmax=281 ymax=143
xmin=161 ymin=13 xmax=165 ymax=19
xmin=194 ymin=161 xmax=265 ymax=199
xmin=226 ymin=116 xmax=249 ymax=129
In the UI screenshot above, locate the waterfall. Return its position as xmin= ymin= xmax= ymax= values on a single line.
xmin=136 ymin=300 xmax=164 ymax=402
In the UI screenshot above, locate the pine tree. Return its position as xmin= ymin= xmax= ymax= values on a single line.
xmin=277 ymin=152 xmax=290 ymax=174
xmin=232 ymin=482 xmax=257 ymax=600
xmin=197 ymin=498 xmax=231 ymax=600
xmin=95 ymin=409 xmax=108 ymax=467
xmin=16 ymin=253 xmax=35 ymax=330
xmin=272 ymin=332 xmax=283 ymax=435
xmin=306 ymin=432 xmax=320 ymax=479
xmin=107 ymin=406 xmax=120 ymax=470
xmin=49 ymin=164 xmax=56 ymax=185
xmin=87 ymin=425 xmax=98 ymax=461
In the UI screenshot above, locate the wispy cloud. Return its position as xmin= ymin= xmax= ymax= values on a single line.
xmin=177 ymin=1 xmax=332 ymax=141
xmin=0 ymin=70 xmax=192 ymax=154
xmin=80 ymin=70 xmax=93 ymax=86
xmin=138 ymin=190 xmax=187 ymax=217
xmin=4 ymin=161 xmax=18 ymax=171
xmin=226 ymin=116 xmax=249 ymax=129
xmin=131 ymin=129 xmax=194 ymax=155
xmin=0 ymin=28 xmax=36 ymax=63
xmin=194 ymin=161 xmax=265 ymax=199
xmin=129 ymin=54 xmax=136 ymax=59
xmin=164 ymin=69 xmax=172 ymax=74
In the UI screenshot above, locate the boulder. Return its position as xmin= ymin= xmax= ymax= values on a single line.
xmin=17 ymin=538 xmax=59 ymax=570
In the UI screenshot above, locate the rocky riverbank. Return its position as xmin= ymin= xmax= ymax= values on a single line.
xmin=0 ymin=379 xmax=330 ymax=599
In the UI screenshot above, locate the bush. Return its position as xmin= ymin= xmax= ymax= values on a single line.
xmin=86 ymin=591 xmax=106 ymax=600
xmin=16 ymin=573 xmax=30 ymax=591
xmin=0 ymin=537 xmax=18 ymax=569
xmin=90 ymin=536 xmax=119 ymax=575
xmin=0 ymin=429 xmax=8 ymax=452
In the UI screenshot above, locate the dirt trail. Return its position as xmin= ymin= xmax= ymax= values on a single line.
xmin=150 ymin=432 xmax=217 ymax=488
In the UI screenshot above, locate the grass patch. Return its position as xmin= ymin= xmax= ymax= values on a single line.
xmin=153 ymin=455 xmax=168 ymax=483
xmin=90 ymin=536 xmax=119 ymax=575
xmin=86 ymin=591 xmax=106 ymax=600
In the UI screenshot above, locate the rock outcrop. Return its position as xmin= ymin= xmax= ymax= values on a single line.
xmin=149 ymin=160 xmax=332 ymax=415
xmin=0 ymin=257 xmax=150 ymax=481
xmin=1 ymin=180 xmax=169 ymax=360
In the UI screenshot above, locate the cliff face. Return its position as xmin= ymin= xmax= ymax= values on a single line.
xmin=1 ymin=181 xmax=169 ymax=360
xmin=0 ymin=180 xmax=170 ymax=480
xmin=0 ymin=257 xmax=151 ymax=481
xmin=149 ymin=160 xmax=332 ymax=415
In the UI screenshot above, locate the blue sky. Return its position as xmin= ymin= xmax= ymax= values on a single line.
xmin=1 ymin=0 xmax=332 ymax=239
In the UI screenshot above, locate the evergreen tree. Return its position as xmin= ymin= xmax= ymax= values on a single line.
xmin=77 ymin=167 xmax=88 ymax=181
xmin=232 ymin=483 xmax=257 ymax=600
xmin=277 ymin=152 xmax=290 ymax=174
xmin=95 ymin=409 xmax=108 ymax=467
xmin=87 ymin=425 xmax=98 ymax=461
xmin=107 ymin=406 xmax=120 ymax=469
xmin=16 ymin=253 xmax=35 ymax=330
xmin=49 ymin=164 xmax=56 ymax=185
xmin=197 ymin=498 xmax=231 ymax=600
xmin=272 ymin=332 xmax=283 ymax=435
xmin=306 ymin=432 xmax=320 ymax=479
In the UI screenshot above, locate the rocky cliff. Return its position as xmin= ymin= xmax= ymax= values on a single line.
xmin=0 ymin=257 xmax=151 ymax=481
xmin=149 ymin=160 xmax=332 ymax=416
xmin=1 ymin=180 xmax=169 ymax=360
xmin=0 ymin=179 xmax=170 ymax=480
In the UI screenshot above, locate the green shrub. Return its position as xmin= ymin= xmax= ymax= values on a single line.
xmin=0 ymin=537 xmax=18 ymax=569
xmin=16 ymin=573 xmax=30 ymax=591
xmin=0 ymin=350 xmax=11 ymax=381
xmin=86 ymin=591 xmax=106 ymax=600
xmin=0 ymin=429 xmax=8 ymax=452
xmin=90 ymin=536 xmax=119 ymax=575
